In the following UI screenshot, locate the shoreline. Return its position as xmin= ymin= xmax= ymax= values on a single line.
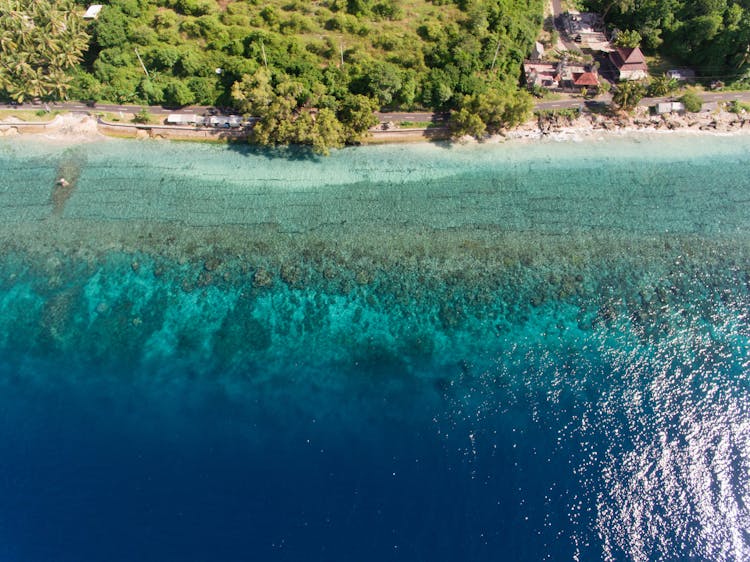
xmin=2 ymin=107 xmax=750 ymax=147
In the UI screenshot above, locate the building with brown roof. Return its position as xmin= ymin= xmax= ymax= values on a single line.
xmin=609 ymin=47 xmax=648 ymax=81
xmin=572 ymin=71 xmax=599 ymax=88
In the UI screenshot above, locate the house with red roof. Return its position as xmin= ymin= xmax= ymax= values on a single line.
xmin=559 ymin=63 xmax=600 ymax=91
xmin=609 ymin=46 xmax=648 ymax=81
xmin=572 ymin=71 xmax=599 ymax=88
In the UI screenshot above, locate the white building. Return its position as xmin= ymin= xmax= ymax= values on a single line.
xmin=166 ymin=114 xmax=204 ymax=125
xmin=83 ymin=5 xmax=103 ymax=19
xmin=655 ymin=102 xmax=685 ymax=114
xmin=666 ymin=69 xmax=696 ymax=82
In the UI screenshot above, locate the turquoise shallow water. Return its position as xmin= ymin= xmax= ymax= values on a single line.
xmin=0 ymin=134 xmax=748 ymax=561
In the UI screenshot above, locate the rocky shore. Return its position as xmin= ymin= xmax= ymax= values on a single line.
xmin=0 ymin=113 xmax=102 ymax=143
xmin=504 ymin=106 xmax=750 ymax=141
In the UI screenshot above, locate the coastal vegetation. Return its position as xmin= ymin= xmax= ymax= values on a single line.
xmin=611 ymin=80 xmax=645 ymax=112
xmin=680 ymin=88 xmax=703 ymax=112
xmin=0 ymin=0 xmax=89 ymax=102
xmin=0 ymin=0 xmax=544 ymax=151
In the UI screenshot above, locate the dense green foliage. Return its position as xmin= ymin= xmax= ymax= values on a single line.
xmin=647 ymin=73 xmax=678 ymax=96
xmin=586 ymin=0 xmax=750 ymax=80
xmin=231 ymin=67 xmax=378 ymax=153
xmin=451 ymin=85 xmax=533 ymax=137
xmin=611 ymin=80 xmax=645 ymax=111
xmin=613 ymin=29 xmax=641 ymax=48
xmin=3 ymin=0 xmax=544 ymax=150
xmin=680 ymin=88 xmax=703 ymax=111
xmin=80 ymin=0 xmax=543 ymax=147
xmin=0 ymin=0 xmax=89 ymax=102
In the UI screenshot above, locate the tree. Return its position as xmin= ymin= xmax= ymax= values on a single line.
xmin=164 ymin=80 xmax=195 ymax=107
xmin=590 ymin=0 xmax=750 ymax=76
xmin=450 ymin=107 xmax=486 ymax=138
xmin=337 ymin=94 xmax=379 ymax=143
xmin=614 ymin=29 xmax=642 ymax=48
xmin=232 ymin=69 xmax=350 ymax=154
xmin=301 ymin=108 xmax=345 ymax=155
xmin=231 ymin=67 xmax=274 ymax=116
xmin=0 ymin=0 xmax=89 ymax=102
xmin=450 ymin=87 xmax=533 ymax=139
xmin=611 ymin=80 xmax=646 ymax=112
xmin=680 ymin=89 xmax=703 ymax=112
xmin=647 ymin=74 xmax=678 ymax=97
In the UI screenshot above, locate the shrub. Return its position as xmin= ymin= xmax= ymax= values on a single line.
xmin=132 ymin=107 xmax=151 ymax=123
xmin=680 ymin=90 xmax=702 ymax=113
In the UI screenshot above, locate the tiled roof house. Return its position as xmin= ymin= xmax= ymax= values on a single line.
xmin=572 ymin=71 xmax=599 ymax=87
xmin=609 ymin=47 xmax=648 ymax=81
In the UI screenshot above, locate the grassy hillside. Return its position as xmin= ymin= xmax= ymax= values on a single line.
xmin=71 ymin=0 xmax=543 ymax=109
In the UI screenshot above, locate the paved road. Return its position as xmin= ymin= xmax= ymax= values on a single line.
xmin=550 ymin=0 xmax=576 ymax=50
xmin=536 ymin=90 xmax=750 ymax=112
xmin=3 ymin=90 xmax=750 ymax=125
xmin=0 ymin=101 xmax=446 ymax=123
xmin=376 ymin=112 xmax=447 ymax=123
xmin=535 ymin=98 xmax=586 ymax=110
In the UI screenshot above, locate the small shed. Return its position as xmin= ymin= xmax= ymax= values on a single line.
xmin=655 ymin=102 xmax=685 ymax=114
xmin=83 ymin=5 xmax=103 ymax=19
xmin=530 ymin=42 xmax=545 ymax=61
xmin=666 ymin=69 xmax=696 ymax=83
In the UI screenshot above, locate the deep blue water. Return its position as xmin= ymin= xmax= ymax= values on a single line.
xmin=0 ymin=135 xmax=748 ymax=561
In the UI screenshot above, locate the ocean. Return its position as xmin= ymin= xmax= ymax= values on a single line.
xmin=0 ymin=133 xmax=747 ymax=561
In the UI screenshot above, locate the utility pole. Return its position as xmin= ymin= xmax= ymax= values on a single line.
xmin=134 ymin=48 xmax=150 ymax=79
xmin=490 ymin=37 xmax=502 ymax=71
xmin=260 ymin=39 xmax=268 ymax=68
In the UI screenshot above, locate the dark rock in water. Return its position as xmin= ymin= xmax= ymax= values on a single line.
xmin=253 ymin=268 xmax=273 ymax=288
xmin=280 ymin=264 xmax=302 ymax=286
xmin=131 ymin=261 xmax=140 ymax=273
xmin=51 ymin=149 xmax=86 ymax=217
xmin=197 ymin=271 xmax=213 ymax=287
xmin=204 ymin=257 xmax=221 ymax=272
xmin=530 ymin=294 xmax=544 ymax=307
xmin=439 ymin=303 xmax=463 ymax=329
xmin=355 ymin=269 xmax=372 ymax=286
xmin=181 ymin=279 xmax=195 ymax=293
xmin=597 ymin=302 xmax=618 ymax=324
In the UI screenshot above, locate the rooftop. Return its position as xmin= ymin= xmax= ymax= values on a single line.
xmin=573 ymin=72 xmax=599 ymax=87
xmin=83 ymin=5 xmax=103 ymax=19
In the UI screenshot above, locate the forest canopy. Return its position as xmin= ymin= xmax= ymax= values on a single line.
xmin=0 ymin=0 xmax=89 ymax=102
xmin=585 ymin=0 xmax=750 ymax=81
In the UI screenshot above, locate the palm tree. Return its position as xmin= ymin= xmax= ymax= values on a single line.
xmin=0 ymin=0 xmax=89 ymax=101
xmin=611 ymin=80 xmax=646 ymax=112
